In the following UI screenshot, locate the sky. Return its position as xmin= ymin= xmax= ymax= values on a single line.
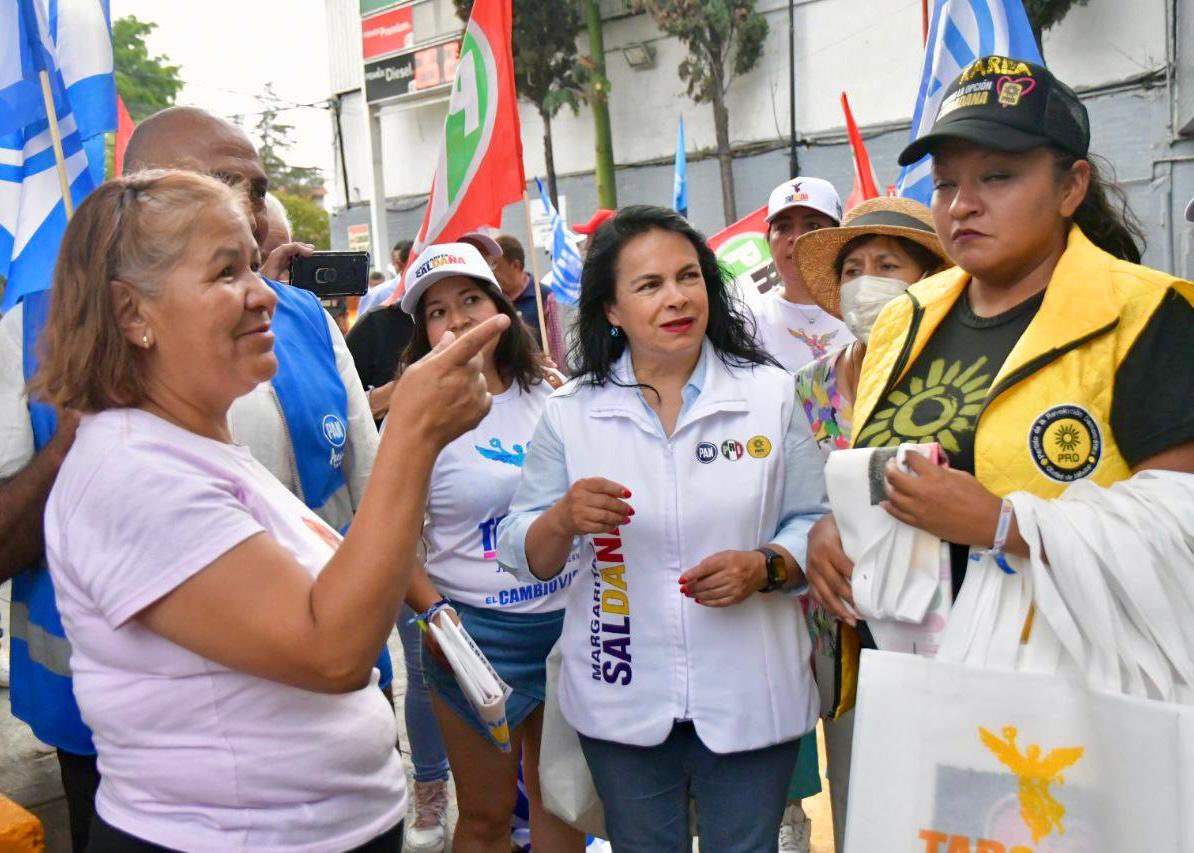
xmin=110 ymin=0 xmax=336 ymax=184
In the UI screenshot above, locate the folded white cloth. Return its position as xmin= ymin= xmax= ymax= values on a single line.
xmin=826 ymin=443 xmax=952 ymax=654
xmin=939 ymin=470 xmax=1194 ymax=705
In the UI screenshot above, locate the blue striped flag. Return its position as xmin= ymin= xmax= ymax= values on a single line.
xmin=1 ymin=0 xmax=114 ymax=311
xmin=673 ymin=116 xmax=687 ymax=217
xmin=896 ymin=0 xmax=1041 ymax=204
xmin=536 ymin=177 xmax=583 ymax=307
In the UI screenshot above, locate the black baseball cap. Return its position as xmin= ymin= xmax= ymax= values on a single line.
xmin=898 ymin=55 xmax=1089 ymax=166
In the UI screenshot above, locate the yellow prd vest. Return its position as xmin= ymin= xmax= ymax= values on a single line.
xmin=830 ymin=226 xmax=1194 ymax=718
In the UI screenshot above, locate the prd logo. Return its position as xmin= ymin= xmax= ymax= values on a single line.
xmin=715 ymin=232 xmax=770 ymax=279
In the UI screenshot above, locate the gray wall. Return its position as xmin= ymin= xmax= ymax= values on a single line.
xmin=333 ymin=82 xmax=1194 ymax=280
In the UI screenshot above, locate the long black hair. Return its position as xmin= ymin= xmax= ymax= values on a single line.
xmin=569 ymin=204 xmax=778 ymax=387
xmin=399 ymin=277 xmax=544 ymax=393
xmin=1053 ymin=149 xmax=1144 ymax=264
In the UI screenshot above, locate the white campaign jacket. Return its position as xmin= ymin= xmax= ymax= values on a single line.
xmin=548 ymin=352 xmax=818 ymax=754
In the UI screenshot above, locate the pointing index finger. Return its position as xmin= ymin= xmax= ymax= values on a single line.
xmin=437 ymin=315 xmax=511 ymax=366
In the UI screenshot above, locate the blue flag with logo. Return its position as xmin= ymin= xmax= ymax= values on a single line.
xmin=1 ymin=0 xmax=115 ymax=311
xmin=536 ymin=177 xmax=583 ymax=307
xmin=896 ymin=0 xmax=1041 ymax=204
xmin=673 ymin=116 xmax=687 ymax=217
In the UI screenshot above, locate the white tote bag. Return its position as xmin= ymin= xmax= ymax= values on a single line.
xmin=844 ymin=473 xmax=1194 ymax=852
xmin=844 ymin=650 xmax=1194 ymax=852
xmin=538 ymin=642 xmax=607 ymax=839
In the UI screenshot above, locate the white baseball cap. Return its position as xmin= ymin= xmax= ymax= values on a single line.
xmin=400 ymin=242 xmax=502 ymax=315
xmin=765 ymin=176 xmax=842 ymax=225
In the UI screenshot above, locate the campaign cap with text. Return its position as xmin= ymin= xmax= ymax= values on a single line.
xmin=898 ymin=55 xmax=1089 ymax=166
xmin=400 ymin=242 xmax=503 ymax=315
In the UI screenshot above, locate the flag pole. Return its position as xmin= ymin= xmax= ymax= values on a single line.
xmin=521 ymin=191 xmax=552 ymax=362
xmin=38 ymin=71 xmax=74 ymax=220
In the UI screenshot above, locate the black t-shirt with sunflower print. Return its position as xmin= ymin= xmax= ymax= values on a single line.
xmin=854 ymin=288 xmax=1045 ymax=596
xmin=855 ymin=288 xmax=1046 ymax=472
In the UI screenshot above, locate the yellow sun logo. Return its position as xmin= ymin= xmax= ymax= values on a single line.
xmin=855 ymin=356 xmax=991 ymax=454
xmin=1053 ymin=424 xmax=1081 ymax=453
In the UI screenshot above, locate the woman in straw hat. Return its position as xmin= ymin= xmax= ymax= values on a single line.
xmin=792 ymin=196 xmax=950 ymax=456
xmin=789 ymin=195 xmax=949 ymax=850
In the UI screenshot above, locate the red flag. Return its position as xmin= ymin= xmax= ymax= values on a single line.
xmin=707 ymin=205 xmax=769 ymax=253
xmin=387 ymin=0 xmax=524 ymax=304
xmin=114 ymin=95 xmax=135 ymax=177
xmin=841 ymin=92 xmax=879 ymax=212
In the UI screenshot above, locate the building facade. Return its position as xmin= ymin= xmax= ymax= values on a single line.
xmin=323 ymin=0 xmax=1194 ymax=279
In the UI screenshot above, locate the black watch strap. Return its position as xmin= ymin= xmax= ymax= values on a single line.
xmin=756 ymin=547 xmax=787 ymax=593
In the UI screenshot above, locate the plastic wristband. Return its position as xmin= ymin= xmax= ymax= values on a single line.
xmin=988 ymin=498 xmax=1016 ymax=575
xmin=415 ymin=599 xmax=454 ymax=632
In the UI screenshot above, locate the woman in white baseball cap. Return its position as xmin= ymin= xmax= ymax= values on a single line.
xmin=397 ymin=242 xmax=584 ymax=853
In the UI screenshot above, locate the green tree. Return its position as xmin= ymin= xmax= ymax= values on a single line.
xmin=250 ymin=84 xmax=325 ymax=200
xmin=453 ymin=0 xmax=586 ymax=207
xmin=113 ymin=16 xmax=183 ymax=121
xmin=276 ymin=189 xmax=330 ymax=249
xmin=637 ymin=0 xmax=767 ymax=223
xmin=1024 ymin=0 xmax=1089 ymax=57
xmin=583 ymin=0 xmax=616 ymax=210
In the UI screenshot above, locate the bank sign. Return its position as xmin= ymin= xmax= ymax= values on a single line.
xmin=364 ymin=39 xmax=461 ymax=104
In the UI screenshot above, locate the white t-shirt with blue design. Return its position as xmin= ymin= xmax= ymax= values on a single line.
xmin=423 ymin=378 xmax=579 ymax=613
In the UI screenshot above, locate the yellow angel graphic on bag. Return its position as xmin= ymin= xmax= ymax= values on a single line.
xmin=979 ymin=726 xmax=1086 ymax=843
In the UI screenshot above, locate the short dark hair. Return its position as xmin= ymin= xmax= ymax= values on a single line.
xmin=833 ymin=234 xmax=946 ymax=281
xmin=570 ymin=205 xmax=778 ymax=389
xmin=392 ymin=239 xmax=413 ymax=265
xmin=496 ymin=234 xmax=525 ymax=268
xmin=399 ymin=283 xmax=544 ymax=393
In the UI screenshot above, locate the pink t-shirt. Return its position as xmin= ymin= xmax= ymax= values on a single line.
xmin=45 ymin=409 xmax=406 ymax=852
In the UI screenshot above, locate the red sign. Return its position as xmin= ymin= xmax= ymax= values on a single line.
xmin=361 ymin=6 xmax=414 ymax=60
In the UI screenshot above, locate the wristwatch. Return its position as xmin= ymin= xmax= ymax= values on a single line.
xmin=756 ymin=547 xmax=787 ymax=593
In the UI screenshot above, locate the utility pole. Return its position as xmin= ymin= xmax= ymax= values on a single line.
xmin=584 ymin=0 xmax=617 ymax=209
xmin=788 ymin=0 xmax=799 ymax=178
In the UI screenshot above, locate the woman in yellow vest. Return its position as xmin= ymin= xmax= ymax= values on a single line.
xmin=805 ymin=56 xmax=1194 ymax=708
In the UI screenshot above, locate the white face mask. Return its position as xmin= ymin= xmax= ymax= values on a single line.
xmin=839 ymin=275 xmax=912 ymax=343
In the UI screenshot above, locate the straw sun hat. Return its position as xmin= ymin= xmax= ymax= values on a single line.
xmin=793 ymin=196 xmax=949 ymax=319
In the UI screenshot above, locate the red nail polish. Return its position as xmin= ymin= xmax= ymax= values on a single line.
xmin=623 ymin=489 xmax=632 ymax=498
xmin=628 ymin=507 xmax=635 ymax=516
xmin=623 ymin=517 xmax=631 ymax=525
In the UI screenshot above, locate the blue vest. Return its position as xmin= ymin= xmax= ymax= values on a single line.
xmin=262 ymin=281 xmax=392 ymax=687
xmin=15 ymin=288 xmax=95 ymax=755
xmin=265 ymin=279 xmax=349 ymax=513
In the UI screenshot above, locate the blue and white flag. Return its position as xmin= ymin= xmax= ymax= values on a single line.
xmin=1 ymin=0 xmax=114 ymax=311
xmin=896 ymin=0 xmax=1040 ymax=204
xmin=536 ymin=177 xmax=583 ymax=307
xmin=673 ymin=116 xmax=687 ymax=217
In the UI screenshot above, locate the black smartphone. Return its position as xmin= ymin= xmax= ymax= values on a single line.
xmin=289 ymin=251 xmax=370 ymax=298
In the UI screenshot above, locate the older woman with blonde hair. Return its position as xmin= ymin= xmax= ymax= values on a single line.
xmin=32 ymin=169 xmax=509 ymax=852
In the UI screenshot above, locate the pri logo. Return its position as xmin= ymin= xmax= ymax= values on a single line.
xmin=322 ymin=414 xmax=347 ymax=448
xmin=721 ymin=439 xmax=744 ymax=461
xmin=695 ymin=442 xmax=718 ymax=464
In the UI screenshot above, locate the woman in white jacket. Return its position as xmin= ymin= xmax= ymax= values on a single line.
xmin=497 ymin=205 xmax=829 ymax=852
